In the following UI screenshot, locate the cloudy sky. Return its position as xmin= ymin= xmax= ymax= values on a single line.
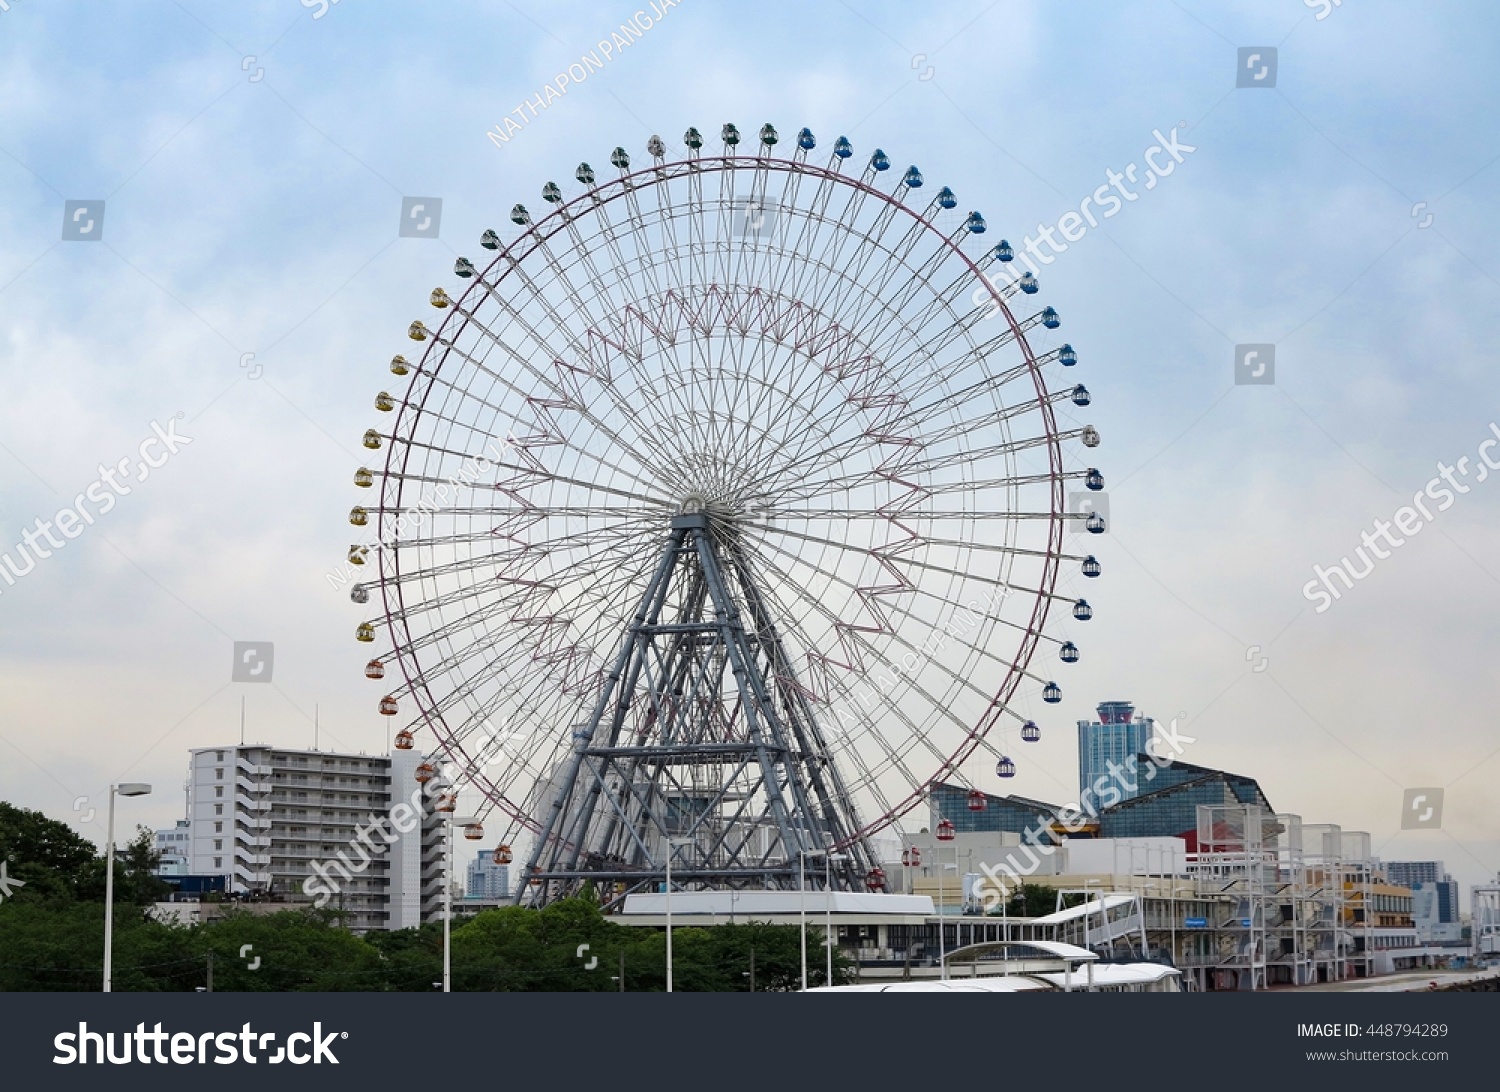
xmin=1 ymin=0 xmax=1495 ymax=899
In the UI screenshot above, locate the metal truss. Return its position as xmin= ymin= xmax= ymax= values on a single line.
xmin=523 ymin=513 xmax=877 ymax=906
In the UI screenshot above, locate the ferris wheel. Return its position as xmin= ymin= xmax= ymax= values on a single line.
xmin=348 ymin=123 xmax=1103 ymax=904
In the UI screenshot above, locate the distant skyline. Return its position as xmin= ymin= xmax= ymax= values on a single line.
xmin=0 ymin=1 xmax=1496 ymax=898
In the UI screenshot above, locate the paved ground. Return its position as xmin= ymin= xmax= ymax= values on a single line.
xmin=1285 ymin=967 xmax=1500 ymax=992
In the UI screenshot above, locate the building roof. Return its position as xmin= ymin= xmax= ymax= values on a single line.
xmin=1032 ymin=963 xmax=1180 ymax=989
xmin=1120 ymin=756 xmax=1273 ymax=810
xmin=808 ymin=977 xmax=1053 ymax=993
xmin=617 ymin=890 xmax=936 ymax=922
xmin=1027 ymin=894 xmax=1137 ymax=925
xmin=1094 ymin=758 xmax=1275 ymax=842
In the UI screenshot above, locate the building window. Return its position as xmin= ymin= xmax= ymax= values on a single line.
xmin=214 ymin=804 xmax=223 ymax=816
xmin=216 ymin=751 xmax=224 ymax=761
xmin=215 ymin=786 xmax=224 ymax=798
xmin=214 ymin=840 xmax=222 ymax=851
xmin=213 ymin=857 xmax=222 ymax=868
xmin=216 ymin=768 xmax=224 ymax=780
xmin=214 ymin=822 xmax=222 ymax=833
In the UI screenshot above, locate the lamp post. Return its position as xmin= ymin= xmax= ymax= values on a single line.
xmin=824 ymin=852 xmax=849 ymax=987
xmin=664 ymin=836 xmax=692 ymax=992
xmin=103 ymin=782 xmax=152 ymax=993
xmin=443 ymin=813 xmax=480 ymax=993
xmin=798 ymin=849 xmax=812 ymax=992
xmin=1084 ymin=878 xmax=1102 ymax=954
xmin=939 ymin=862 xmax=957 ymax=979
xmin=798 ymin=846 xmax=833 ymax=992
xmin=1001 ymin=876 xmax=1010 ymax=976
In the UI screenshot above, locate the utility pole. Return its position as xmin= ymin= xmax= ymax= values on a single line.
xmin=618 ymin=950 xmax=625 ymax=993
xmin=206 ymin=950 xmax=214 ymax=993
xmin=749 ymin=946 xmax=755 ymax=993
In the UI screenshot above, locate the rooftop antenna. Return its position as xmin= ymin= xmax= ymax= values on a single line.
xmin=315 ymin=704 xmax=320 ymax=751
xmin=239 ymin=695 xmax=246 ymax=746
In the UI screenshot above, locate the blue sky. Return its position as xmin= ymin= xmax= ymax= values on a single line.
xmin=1 ymin=0 xmax=1497 ymax=897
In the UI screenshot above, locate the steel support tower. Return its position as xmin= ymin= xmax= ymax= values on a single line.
xmin=521 ymin=512 xmax=878 ymax=908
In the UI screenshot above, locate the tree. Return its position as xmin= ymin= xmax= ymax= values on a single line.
xmin=988 ymin=882 xmax=1064 ymax=918
xmin=366 ymin=922 xmax=444 ymax=991
xmin=188 ymin=909 xmax=386 ymax=992
xmin=0 ymin=801 xmax=100 ymax=902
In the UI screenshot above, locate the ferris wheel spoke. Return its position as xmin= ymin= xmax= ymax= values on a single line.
xmin=389 ymin=505 xmax=668 ymax=521
xmin=448 ymin=278 xmax=684 ymax=486
xmin=730 ymin=535 xmax=981 ymax=788
xmin=753 ymin=507 xmax=1047 ymax=519
xmin=789 ymin=425 xmax=1091 ymax=490
xmin=737 ymin=522 xmax=1053 ymax=693
xmin=378 ymin=459 xmax=670 ymax=508
xmin=374 ymin=523 xmax=660 ymax=604
xmin=398 ymin=349 xmax=676 ymax=510
xmin=383 ymin=530 xmax=659 ymax=650
xmin=434 ymin=307 xmax=684 ymax=498
xmin=731 ymin=556 xmax=918 ymax=827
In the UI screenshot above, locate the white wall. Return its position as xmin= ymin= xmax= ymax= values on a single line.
xmin=1060 ymin=837 xmax=1185 ymax=877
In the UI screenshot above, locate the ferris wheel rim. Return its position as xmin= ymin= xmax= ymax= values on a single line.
xmin=368 ymin=137 xmax=1076 ymax=843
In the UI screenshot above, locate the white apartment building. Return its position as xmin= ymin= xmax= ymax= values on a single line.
xmin=186 ymin=744 xmax=446 ymax=932
xmin=153 ymin=819 xmax=192 ymax=876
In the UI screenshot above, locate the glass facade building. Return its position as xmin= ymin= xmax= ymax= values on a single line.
xmin=467 ymin=850 xmax=510 ymax=898
xmin=1077 ymin=701 xmax=1153 ymax=803
xmin=1096 ymin=759 xmax=1273 ymax=841
xmin=928 ymin=782 xmax=1060 ymax=836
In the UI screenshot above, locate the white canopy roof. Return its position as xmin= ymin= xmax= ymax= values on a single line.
xmin=1027 ymin=894 xmax=1138 ymax=925
xmin=619 ymin=890 xmax=935 ymax=917
xmin=1033 ymin=963 xmax=1181 ymax=988
xmin=808 ymin=977 xmax=1052 ymax=993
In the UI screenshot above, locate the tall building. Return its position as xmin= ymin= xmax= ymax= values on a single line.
xmin=467 ymin=848 xmax=510 ymax=899
xmin=1077 ymin=701 xmax=1154 ymax=802
xmin=185 ymin=745 xmax=445 ymax=932
xmin=1387 ymin=860 xmax=1458 ymax=924
xmin=1384 ymin=859 xmax=1443 ymax=887
xmin=153 ymin=819 xmax=192 ymax=876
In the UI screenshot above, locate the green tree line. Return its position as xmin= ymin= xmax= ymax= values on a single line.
xmin=0 ymin=801 xmax=849 ymax=991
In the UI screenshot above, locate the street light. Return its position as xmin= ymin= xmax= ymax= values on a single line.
xmin=799 ymin=849 xmax=813 ymax=992
xmin=443 ymin=812 xmax=481 ymax=993
xmin=797 ymin=847 xmax=830 ymax=992
xmin=939 ymin=862 xmax=957 ymax=979
xmin=1084 ymin=878 xmax=1102 ymax=954
xmin=664 ymin=836 xmax=692 ymax=993
xmin=103 ymin=782 xmax=152 ymax=993
xmin=823 ymin=852 xmax=850 ymax=987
